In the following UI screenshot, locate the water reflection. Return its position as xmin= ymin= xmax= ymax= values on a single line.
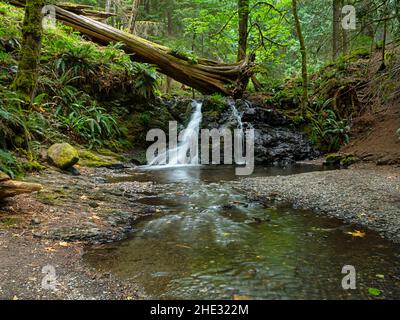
xmin=86 ymin=165 xmax=400 ymax=299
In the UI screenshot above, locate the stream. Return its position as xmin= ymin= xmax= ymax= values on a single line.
xmin=84 ymin=165 xmax=400 ymax=300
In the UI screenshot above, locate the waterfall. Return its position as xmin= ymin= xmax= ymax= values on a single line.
xmin=149 ymin=101 xmax=202 ymax=166
xmin=228 ymin=100 xmax=244 ymax=131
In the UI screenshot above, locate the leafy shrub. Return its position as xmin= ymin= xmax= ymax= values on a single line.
xmin=55 ymin=101 xmax=124 ymax=148
xmin=0 ymin=149 xmax=21 ymax=178
xmin=310 ymin=109 xmax=350 ymax=152
xmin=131 ymin=62 xmax=159 ymax=99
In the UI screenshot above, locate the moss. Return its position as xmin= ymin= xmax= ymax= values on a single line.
xmin=0 ymin=216 xmax=22 ymax=228
xmin=324 ymin=153 xmax=359 ymax=167
xmin=22 ymin=160 xmax=46 ymax=172
xmin=47 ymin=143 xmax=79 ymax=169
xmin=11 ymin=0 xmax=45 ymax=102
xmin=78 ymin=149 xmax=121 ymax=167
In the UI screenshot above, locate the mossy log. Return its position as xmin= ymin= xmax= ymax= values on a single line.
xmin=9 ymin=0 xmax=254 ymax=96
xmin=0 ymin=172 xmax=42 ymax=199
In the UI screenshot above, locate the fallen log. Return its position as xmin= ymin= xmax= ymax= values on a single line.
xmin=0 ymin=171 xmax=42 ymax=199
xmin=8 ymin=0 xmax=254 ymax=96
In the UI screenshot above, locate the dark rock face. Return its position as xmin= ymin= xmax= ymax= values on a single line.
xmin=200 ymin=98 xmax=319 ymax=166
xmin=130 ymin=96 xmax=319 ymax=166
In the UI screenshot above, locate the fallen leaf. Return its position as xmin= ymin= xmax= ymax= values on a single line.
xmin=376 ymin=274 xmax=385 ymax=279
xmin=368 ymin=287 xmax=382 ymax=297
xmin=233 ymin=294 xmax=251 ymax=300
xmin=58 ymin=241 xmax=70 ymax=247
xmin=347 ymin=230 xmax=366 ymax=238
xmin=44 ymin=247 xmax=57 ymax=252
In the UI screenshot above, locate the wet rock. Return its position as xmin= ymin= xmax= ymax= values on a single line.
xmin=47 ymin=143 xmax=79 ymax=170
xmin=201 ymin=98 xmax=319 ymax=165
xmin=89 ymin=201 xmax=99 ymax=208
xmin=30 ymin=218 xmax=41 ymax=225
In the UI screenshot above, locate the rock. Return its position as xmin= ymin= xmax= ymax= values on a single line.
xmin=0 ymin=179 xmax=42 ymax=199
xmin=30 ymin=218 xmax=41 ymax=225
xmin=47 ymin=143 xmax=79 ymax=170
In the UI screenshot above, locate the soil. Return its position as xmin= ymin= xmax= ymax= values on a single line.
xmin=0 ymin=165 xmax=162 ymax=300
xmin=342 ymin=103 xmax=400 ymax=164
xmin=341 ymin=49 xmax=400 ymax=165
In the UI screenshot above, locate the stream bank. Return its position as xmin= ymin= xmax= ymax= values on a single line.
xmin=0 ymin=162 xmax=400 ymax=299
xmin=236 ymin=163 xmax=400 ymax=243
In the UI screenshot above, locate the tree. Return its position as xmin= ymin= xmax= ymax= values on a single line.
xmin=128 ymin=0 xmax=141 ymax=33
xmin=11 ymin=0 xmax=44 ymax=104
xmin=237 ymin=0 xmax=249 ymax=61
xmin=332 ymin=0 xmax=341 ymax=60
xmin=291 ymin=0 xmax=308 ymax=112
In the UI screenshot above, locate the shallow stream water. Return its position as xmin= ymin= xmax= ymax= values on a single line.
xmin=84 ymin=165 xmax=400 ymax=299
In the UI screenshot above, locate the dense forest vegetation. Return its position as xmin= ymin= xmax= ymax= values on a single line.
xmin=1 ymin=0 xmax=400 ymax=302
xmin=0 ymin=0 xmax=399 ymax=175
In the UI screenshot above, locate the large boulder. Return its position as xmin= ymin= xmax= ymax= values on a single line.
xmin=0 ymin=171 xmax=42 ymax=199
xmin=47 ymin=143 xmax=79 ymax=170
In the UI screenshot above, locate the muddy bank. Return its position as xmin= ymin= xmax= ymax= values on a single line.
xmin=235 ymin=164 xmax=400 ymax=243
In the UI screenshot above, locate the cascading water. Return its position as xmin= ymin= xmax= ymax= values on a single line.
xmin=228 ymin=99 xmax=244 ymax=131
xmin=149 ymin=101 xmax=202 ymax=166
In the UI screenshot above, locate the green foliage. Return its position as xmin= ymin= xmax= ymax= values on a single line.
xmin=310 ymin=109 xmax=350 ymax=152
xmin=368 ymin=287 xmax=382 ymax=297
xmin=55 ymin=100 xmax=124 ymax=148
xmin=396 ymin=128 xmax=400 ymax=140
xmin=131 ymin=63 xmax=159 ymax=99
xmin=0 ymin=149 xmax=22 ymax=178
xmin=169 ymin=48 xmax=198 ymax=64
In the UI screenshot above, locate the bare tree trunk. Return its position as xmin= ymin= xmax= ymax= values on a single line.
xmin=380 ymin=0 xmax=389 ymax=70
xmin=237 ymin=0 xmax=249 ymax=61
xmin=105 ymin=0 xmax=111 ymax=13
xmin=128 ymin=0 xmax=140 ymax=34
xmin=332 ymin=0 xmax=341 ymax=60
xmin=292 ymin=0 xmax=308 ymax=112
xmin=144 ymin=0 xmax=150 ymax=14
xmin=11 ymin=0 xmax=44 ymax=104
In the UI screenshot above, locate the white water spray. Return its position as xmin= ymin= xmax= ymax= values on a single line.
xmin=149 ymin=101 xmax=202 ymax=166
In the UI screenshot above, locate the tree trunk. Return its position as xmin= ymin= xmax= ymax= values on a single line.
xmin=11 ymin=0 xmax=44 ymax=104
xmin=380 ymin=0 xmax=389 ymax=71
xmin=128 ymin=0 xmax=140 ymax=34
xmin=237 ymin=0 xmax=249 ymax=61
xmin=51 ymin=5 xmax=253 ymax=96
xmin=292 ymin=0 xmax=308 ymax=112
xmin=10 ymin=1 xmax=254 ymax=97
xmin=332 ymin=0 xmax=341 ymax=60
xmin=144 ymin=0 xmax=150 ymax=14
xmin=105 ymin=0 xmax=111 ymax=13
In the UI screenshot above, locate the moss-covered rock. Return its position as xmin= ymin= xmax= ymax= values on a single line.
xmin=47 ymin=143 xmax=79 ymax=170
xmin=78 ymin=149 xmax=120 ymax=167
xmin=324 ymin=153 xmax=359 ymax=167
